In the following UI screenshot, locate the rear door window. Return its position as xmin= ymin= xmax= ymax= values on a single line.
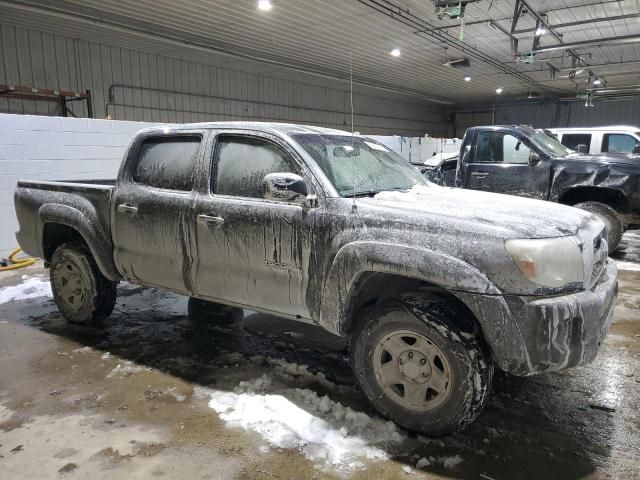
xmin=213 ymin=136 xmax=298 ymax=198
xmin=602 ymin=134 xmax=640 ymax=153
xmin=560 ymin=133 xmax=591 ymax=152
xmin=133 ymin=136 xmax=201 ymax=191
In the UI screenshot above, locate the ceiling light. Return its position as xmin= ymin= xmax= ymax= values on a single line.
xmin=257 ymin=0 xmax=272 ymax=11
xmin=495 ymin=87 xmax=503 ymax=94
xmin=575 ymin=69 xmax=584 ymax=75
xmin=593 ymin=77 xmax=602 ymax=85
xmin=390 ymin=48 xmax=401 ymax=57
xmin=535 ymin=26 xmax=546 ymax=36
xmin=464 ymin=75 xmax=471 ymax=82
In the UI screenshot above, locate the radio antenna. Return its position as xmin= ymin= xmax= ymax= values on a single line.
xmin=349 ymin=51 xmax=356 ymax=210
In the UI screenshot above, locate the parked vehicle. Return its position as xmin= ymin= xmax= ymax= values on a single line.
xmin=412 ymin=151 xmax=458 ymax=185
xmin=547 ymin=126 xmax=640 ymax=155
xmin=14 ymin=122 xmax=617 ymax=435
xmin=443 ymin=125 xmax=640 ymax=253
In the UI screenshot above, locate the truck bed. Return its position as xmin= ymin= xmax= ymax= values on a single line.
xmin=14 ymin=179 xmax=116 ymax=268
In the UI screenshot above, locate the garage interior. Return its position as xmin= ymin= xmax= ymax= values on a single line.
xmin=1 ymin=1 xmax=639 ymax=479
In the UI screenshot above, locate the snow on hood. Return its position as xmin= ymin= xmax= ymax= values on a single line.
xmin=371 ymin=184 xmax=594 ymax=238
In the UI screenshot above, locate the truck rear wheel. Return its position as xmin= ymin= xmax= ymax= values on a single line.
xmin=50 ymin=242 xmax=117 ymax=325
xmin=574 ymin=201 xmax=623 ymax=254
xmin=351 ymin=295 xmax=493 ymax=436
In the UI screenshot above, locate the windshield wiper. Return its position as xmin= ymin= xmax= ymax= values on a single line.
xmin=342 ymin=189 xmax=382 ymax=197
xmin=341 ymin=187 xmax=409 ymax=197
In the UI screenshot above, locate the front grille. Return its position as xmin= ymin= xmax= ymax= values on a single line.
xmin=590 ymin=230 xmax=608 ymax=287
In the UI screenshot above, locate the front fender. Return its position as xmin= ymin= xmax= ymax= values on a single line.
xmin=318 ymin=241 xmax=500 ymax=335
xmin=37 ymin=203 xmax=120 ymax=281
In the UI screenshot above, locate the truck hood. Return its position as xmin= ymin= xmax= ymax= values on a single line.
xmin=369 ymin=184 xmax=594 ymax=239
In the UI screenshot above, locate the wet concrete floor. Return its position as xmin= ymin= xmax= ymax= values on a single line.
xmin=1 ymin=232 xmax=639 ymax=479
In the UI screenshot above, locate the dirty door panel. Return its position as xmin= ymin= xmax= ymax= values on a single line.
xmin=112 ymin=134 xmax=203 ymax=292
xmin=193 ymin=134 xmax=313 ymax=318
xmin=464 ymin=131 xmax=550 ymax=199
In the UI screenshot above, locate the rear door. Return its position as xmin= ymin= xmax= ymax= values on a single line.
xmin=112 ymin=131 xmax=206 ymax=292
xmin=463 ymin=129 xmax=550 ymax=199
xmin=191 ymin=131 xmax=319 ymax=319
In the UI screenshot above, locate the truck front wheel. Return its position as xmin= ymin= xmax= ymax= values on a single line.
xmin=50 ymin=242 xmax=117 ymax=324
xmin=574 ymin=201 xmax=623 ymax=254
xmin=351 ymin=296 xmax=493 ymax=436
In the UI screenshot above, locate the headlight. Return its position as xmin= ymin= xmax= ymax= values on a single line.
xmin=505 ymin=236 xmax=584 ymax=288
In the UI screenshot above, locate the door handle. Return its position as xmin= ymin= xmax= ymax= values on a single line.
xmin=471 ymin=172 xmax=491 ymax=178
xmin=117 ymin=203 xmax=138 ymax=214
xmin=198 ymin=214 xmax=225 ymax=226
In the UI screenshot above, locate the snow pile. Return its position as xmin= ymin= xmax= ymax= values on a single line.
xmin=0 ymin=277 xmax=52 ymax=303
xmin=208 ymin=374 xmax=402 ymax=471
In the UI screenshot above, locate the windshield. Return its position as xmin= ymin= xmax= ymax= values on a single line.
xmin=292 ymin=134 xmax=427 ymax=196
xmin=529 ymin=130 xmax=574 ymax=157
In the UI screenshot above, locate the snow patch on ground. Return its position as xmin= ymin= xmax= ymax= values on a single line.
xmin=614 ymin=260 xmax=640 ymax=272
xmin=207 ymin=373 xmax=402 ymax=471
xmin=0 ymin=277 xmax=52 ymax=303
xmin=106 ymin=361 xmax=149 ymax=378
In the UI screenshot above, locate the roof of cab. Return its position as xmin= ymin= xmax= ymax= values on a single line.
xmin=136 ymin=121 xmax=353 ymax=137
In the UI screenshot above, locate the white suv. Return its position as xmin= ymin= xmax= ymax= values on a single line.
xmin=547 ymin=126 xmax=640 ymax=155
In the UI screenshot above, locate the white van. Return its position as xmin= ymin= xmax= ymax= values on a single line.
xmin=547 ymin=126 xmax=640 ymax=155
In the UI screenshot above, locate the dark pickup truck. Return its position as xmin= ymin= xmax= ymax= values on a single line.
xmin=14 ymin=122 xmax=617 ymax=436
xmin=430 ymin=125 xmax=640 ymax=253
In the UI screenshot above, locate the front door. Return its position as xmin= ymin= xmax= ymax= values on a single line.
xmin=464 ymin=130 xmax=550 ymax=200
xmin=112 ymin=133 xmax=204 ymax=292
xmin=192 ymin=133 xmax=316 ymax=319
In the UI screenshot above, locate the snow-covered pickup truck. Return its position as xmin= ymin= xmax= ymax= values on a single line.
xmin=14 ymin=122 xmax=617 ymax=436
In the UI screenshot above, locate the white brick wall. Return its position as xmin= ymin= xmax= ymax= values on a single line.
xmin=0 ymin=113 xmax=162 ymax=258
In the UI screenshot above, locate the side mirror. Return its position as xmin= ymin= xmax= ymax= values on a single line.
xmin=576 ymin=144 xmax=589 ymax=154
xmin=632 ymin=145 xmax=640 ymax=155
xmin=529 ymin=151 xmax=541 ymax=166
xmin=263 ymin=173 xmax=315 ymax=206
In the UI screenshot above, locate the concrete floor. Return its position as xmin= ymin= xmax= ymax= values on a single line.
xmin=1 ymin=233 xmax=639 ymax=480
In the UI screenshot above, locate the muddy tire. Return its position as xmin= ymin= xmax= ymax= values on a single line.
xmin=188 ymin=298 xmax=244 ymax=329
xmin=351 ymin=295 xmax=493 ymax=436
xmin=574 ymin=201 xmax=623 ymax=254
xmin=50 ymin=242 xmax=117 ymax=325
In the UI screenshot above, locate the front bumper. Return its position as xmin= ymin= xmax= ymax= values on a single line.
xmin=456 ymin=262 xmax=618 ymax=376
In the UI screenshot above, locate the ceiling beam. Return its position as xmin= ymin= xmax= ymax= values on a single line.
xmin=513 ymin=13 xmax=640 ymax=35
xmin=529 ymin=34 xmax=640 ymax=54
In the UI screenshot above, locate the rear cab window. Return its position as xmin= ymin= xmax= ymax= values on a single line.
xmin=560 ymin=133 xmax=591 ymax=152
xmin=133 ymin=136 xmax=202 ymax=191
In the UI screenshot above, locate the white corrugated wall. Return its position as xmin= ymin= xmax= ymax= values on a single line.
xmin=0 ymin=23 xmax=448 ymax=137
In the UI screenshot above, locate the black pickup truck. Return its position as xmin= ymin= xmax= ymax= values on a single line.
xmin=432 ymin=125 xmax=640 ymax=253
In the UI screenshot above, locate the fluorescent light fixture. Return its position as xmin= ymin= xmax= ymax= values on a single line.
xmin=593 ymin=78 xmax=602 ymax=85
xmin=535 ymin=26 xmax=546 ymax=36
xmin=390 ymin=48 xmax=401 ymax=57
xmin=495 ymin=87 xmax=503 ymax=94
xmin=575 ymin=69 xmax=584 ymax=75
xmin=464 ymin=75 xmax=471 ymax=82
xmin=258 ymin=0 xmax=272 ymax=11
